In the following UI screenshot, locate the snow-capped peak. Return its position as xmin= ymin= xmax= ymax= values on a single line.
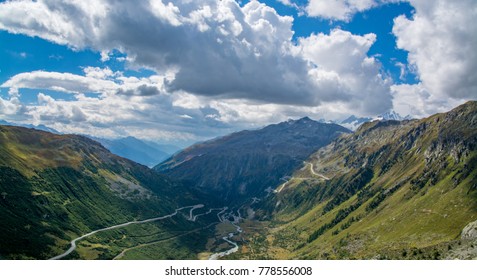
xmin=377 ymin=110 xmax=404 ymax=121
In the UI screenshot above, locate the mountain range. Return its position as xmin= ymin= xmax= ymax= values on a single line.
xmin=155 ymin=117 xmax=351 ymax=203
xmin=0 ymin=119 xmax=60 ymax=134
xmin=1 ymin=101 xmax=476 ymax=259
xmin=92 ymin=136 xmax=180 ymax=168
xmin=236 ymin=101 xmax=477 ymax=259
xmin=339 ymin=110 xmax=412 ymax=131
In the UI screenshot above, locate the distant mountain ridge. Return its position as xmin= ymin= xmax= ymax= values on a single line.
xmin=0 ymin=119 xmax=60 ymax=134
xmin=92 ymin=136 xmax=177 ymax=167
xmin=339 ymin=110 xmax=412 ymax=130
xmin=376 ymin=110 xmax=412 ymax=121
xmin=155 ymin=117 xmax=351 ymax=203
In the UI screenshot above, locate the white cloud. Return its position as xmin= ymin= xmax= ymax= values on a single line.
xmin=202 ymin=97 xmax=368 ymax=128
xmin=2 ymin=0 xmax=474 ymax=142
xmin=0 ymin=0 xmax=108 ymax=49
xmin=306 ymin=0 xmax=379 ymax=21
xmin=304 ymin=0 xmax=406 ymax=21
xmin=296 ymin=29 xmax=393 ymax=114
xmin=0 ymin=95 xmax=23 ymax=117
xmin=149 ymin=0 xmax=182 ymax=27
xmin=0 ymin=0 xmax=392 ymax=113
xmin=393 ymin=0 xmax=477 ymax=101
xmin=389 ymin=0 xmax=477 ymax=119
xmin=391 ymin=83 xmax=466 ymax=118
xmin=0 ymin=68 xmax=170 ymax=98
xmin=278 ymin=0 xmax=294 ymax=6
xmin=1 ymin=70 xmax=118 ymax=95
xmin=0 ymin=70 xmax=232 ymax=141
xmin=83 ymin=66 xmax=116 ymax=79
xmin=0 ymin=0 xmax=399 ymax=141
xmin=24 ymin=89 xmax=205 ymax=142
xmin=0 ymin=88 xmax=26 ymax=119
xmin=100 ymin=51 xmax=110 ymax=62
xmin=1 ymin=66 xmax=370 ymax=142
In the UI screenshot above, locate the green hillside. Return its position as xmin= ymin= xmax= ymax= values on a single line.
xmin=239 ymin=101 xmax=477 ymax=259
xmin=2 ymin=101 xmax=476 ymax=260
xmin=0 ymin=126 xmax=210 ymax=259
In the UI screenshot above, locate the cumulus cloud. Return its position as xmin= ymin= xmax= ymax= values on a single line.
xmin=0 ymin=0 xmax=108 ymax=48
xmin=34 ymin=92 xmax=87 ymax=123
xmin=2 ymin=70 xmax=118 ymax=95
xmin=0 ymin=95 xmax=24 ymax=117
xmin=306 ymin=0 xmax=379 ymax=21
xmin=295 ymin=29 xmax=393 ymax=114
xmin=1 ymin=67 xmax=169 ymax=98
xmin=0 ymin=88 xmax=26 ymax=120
xmin=0 ymin=68 xmax=208 ymax=141
xmin=393 ymin=0 xmax=477 ymax=100
xmin=163 ymin=0 xmax=318 ymax=105
xmin=304 ymin=1 xmax=412 ymax=21
xmin=199 ymin=97 xmax=362 ymax=128
xmin=0 ymin=70 xmax=235 ymax=142
xmin=0 ymin=0 xmax=306 ymax=103
xmin=277 ymin=0 xmax=295 ymax=6
xmin=2 ymin=0 xmax=473 ymax=142
xmin=391 ymin=0 xmax=477 ymax=116
xmin=391 ymin=83 xmax=466 ymax=118
xmin=0 ymin=0 xmax=392 ymax=113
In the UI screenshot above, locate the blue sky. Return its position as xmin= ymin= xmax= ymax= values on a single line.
xmin=0 ymin=0 xmax=475 ymax=145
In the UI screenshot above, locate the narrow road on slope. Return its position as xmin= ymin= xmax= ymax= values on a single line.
xmin=275 ymin=162 xmax=330 ymax=193
xmin=49 ymin=204 xmax=203 ymax=260
xmin=190 ymin=207 xmax=225 ymax=222
xmin=188 ymin=204 xmax=204 ymax=221
xmin=306 ymin=162 xmax=330 ymax=180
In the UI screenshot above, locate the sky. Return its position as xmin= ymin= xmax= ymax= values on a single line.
xmin=0 ymin=0 xmax=476 ymax=146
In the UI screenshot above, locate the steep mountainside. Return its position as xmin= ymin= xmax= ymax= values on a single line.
xmin=155 ymin=117 xmax=351 ymax=203
xmin=0 ymin=126 xmax=205 ymax=259
xmin=241 ymin=101 xmax=477 ymax=259
xmin=93 ymin=136 xmax=171 ymax=167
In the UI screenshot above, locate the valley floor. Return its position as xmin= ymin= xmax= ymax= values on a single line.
xmin=50 ymin=203 xmax=252 ymax=260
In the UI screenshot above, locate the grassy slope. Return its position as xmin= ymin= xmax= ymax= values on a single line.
xmin=244 ymin=101 xmax=477 ymax=259
xmin=0 ymin=126 xmax=207 ymax=259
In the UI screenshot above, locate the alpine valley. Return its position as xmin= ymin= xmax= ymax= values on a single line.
xmin=1 ymin=101 xmax=476 ymax=260
xmin=0 ymin=126 xmax=218 ymax=259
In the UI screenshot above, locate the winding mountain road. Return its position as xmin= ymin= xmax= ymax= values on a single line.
xmin=50 ymin=204 xmax=203 ymax=260
xmin=190 ymin=207 xmax=225 ymax=222
xmin=275 ymin=162 xmax=330 ymax=193
xmin=188 ymin=204 xmax=204 ymax=221
xmin=307 ymin=162 xmax=330 ymax=180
